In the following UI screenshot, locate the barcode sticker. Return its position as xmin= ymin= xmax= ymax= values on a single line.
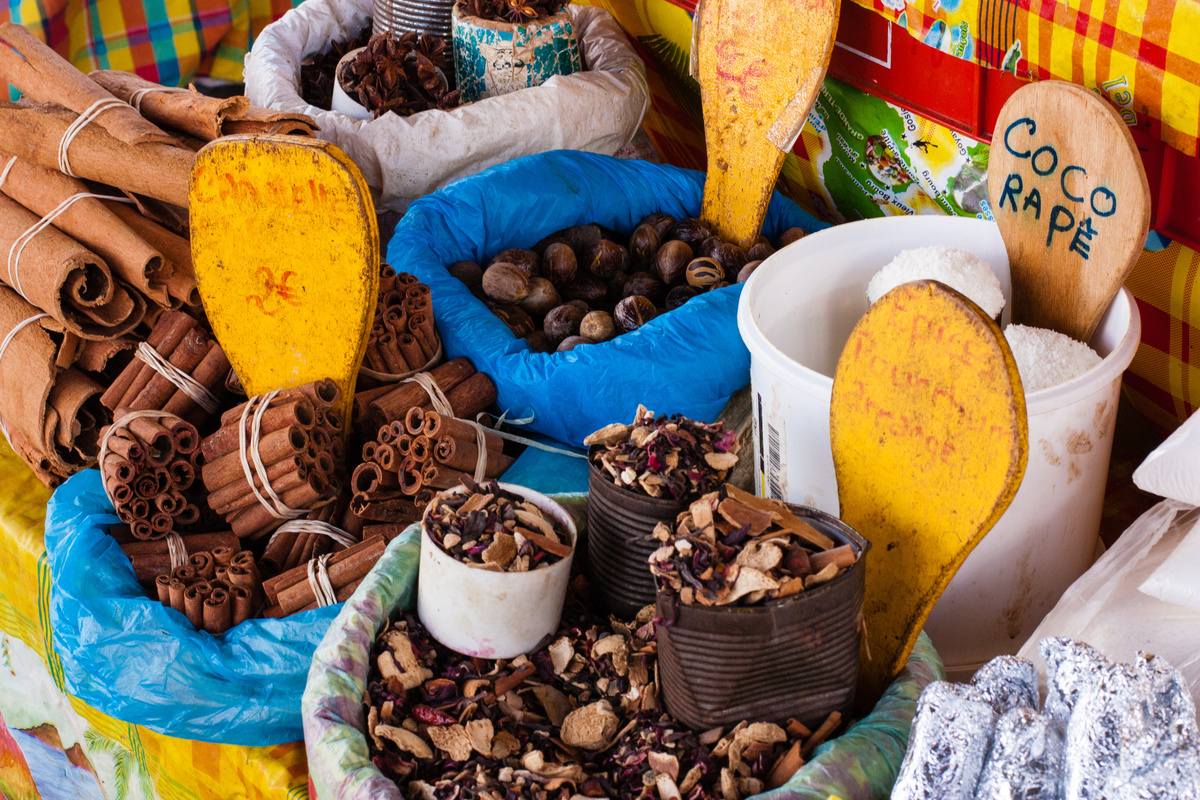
xmin=766 ymin=420 xmax=784 ymax=501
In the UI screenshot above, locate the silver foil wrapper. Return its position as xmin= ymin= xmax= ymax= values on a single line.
xmin=971 ymin=655 xmax=1040 ymax=715
xmin=1040 ymin=637 xmax=1111 ymax=725
xmin=1063 ymin=650 xmax=1200 ymax=799
xmin=892 ymin=681 xmax=998 ymax=800
xmin=974 ymin=707 xmax=1064 ymax=800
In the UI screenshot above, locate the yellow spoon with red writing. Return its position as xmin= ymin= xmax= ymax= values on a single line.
xmin=188 ymin=136 xmax=378 ymax=428
xmin=695 ymin=0 xmax=838 ymax=247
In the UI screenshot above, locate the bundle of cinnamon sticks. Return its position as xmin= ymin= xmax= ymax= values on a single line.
xmin=100 ymin=310 xmax=229 ymax=424
xmin=100 ymin=411 xmax=203 ymax=539
xmin=352 ymin=407 xmax=512 ymax=523
xmin=361 ymin=266 xmax=442 ymax=383
xmin=353 ymin=356 xmax=497 ymax=435
xmin=152 ymin=545 xmax=264 ymax=633
xmin=261 ymin=534 xmax=386 ymax=618
xmin=114 ymin=526 xmax=239 ymax=584
xmin=199 ymin=379 xmax=346 ymax=540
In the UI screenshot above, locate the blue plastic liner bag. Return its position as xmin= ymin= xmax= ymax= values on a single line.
xmin=304 ymin=497 xmax=946 ymax=800
xmin=387 ymin=150 xmax=828 ymax=446
xmin=45 ymin=469 xmax=344 ymax=745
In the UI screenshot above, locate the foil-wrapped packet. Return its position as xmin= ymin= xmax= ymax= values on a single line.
xmin=1040 ymin=637 xmax=1111 ymax=724
xmin=971 ymin=655 xmax=1039 ymax=715
xmin=1062 ymin=649 xmax=1200 ymax=799
xmin=892 ymin=682 xmax=998 ymax=800
xmin=974 ymin=707 xmax=1064 ymax=800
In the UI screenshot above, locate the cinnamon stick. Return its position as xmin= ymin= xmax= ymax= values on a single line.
xmin=0 ymin=100 xmax=193 ymax=207
xmin=367 ymin=357 xmax=475 ymax=429
xmin=269 ymin=535 xmax=385 ymax=615
xmin=0 ymin=156 xmax=171 ymax=305
xmin=0 ymin=25 xmax=172 ymax=145
xmin=203 ymin=587 xmax=232 ymax=635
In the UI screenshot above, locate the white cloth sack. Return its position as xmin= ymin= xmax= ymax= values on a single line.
xmin=1018 ymin=500 xmax=1200 ymax=707
xmin=245 ymin=0 xmax=649 ymax=210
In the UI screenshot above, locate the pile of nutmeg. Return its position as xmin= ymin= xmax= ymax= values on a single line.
xmin=449 ymin=216 xmax=807 ymax=352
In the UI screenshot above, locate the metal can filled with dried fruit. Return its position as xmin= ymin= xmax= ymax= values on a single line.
xmin=417 ymin=480 xmax=576 ymax=658
xmin=652 ymin=490 xmax=869 ymax=731
xmin=585 ymin=407 xmax=742 ymax=619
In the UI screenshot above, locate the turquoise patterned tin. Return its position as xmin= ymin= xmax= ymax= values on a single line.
xmin=451 ymin=5 xmax=581 ymax=102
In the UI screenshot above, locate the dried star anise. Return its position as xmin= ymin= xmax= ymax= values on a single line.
xmin=337 ymin=33 xmax=463 ymax=119
xmin=300 ymin=26 xmax=372 ymax=110
xmin=457 ymin=0 xmax=565 ymax=24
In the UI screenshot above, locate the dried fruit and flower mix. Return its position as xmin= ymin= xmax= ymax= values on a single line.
xmin=457 ymin=0 xmax=566 ymax=23
xmin=450 ymin=217 xmax=807 ymax=352
xmin=648 ymin=485 xmax=858 ymax=607
xmin=339 ymin=33 xmax=462 ymax=118
xmin=585 ymin=407 xmax=739 ymax=500
xmin=365 ymin=603 xmax=840 ymax=799
xmin=425 ymin=479 xmax=573 ymax=571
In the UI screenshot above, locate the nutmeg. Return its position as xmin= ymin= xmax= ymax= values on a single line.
xmin=629 ymin=224 xmax=660 ymax=269
xmin=737 ymin=260 xmax=763 ymax=283
xmin=747 ymin=242 xmax=775 ymax=262
xmin=491 ymin=248 xmax=539 ymax=278
xmin=710 ymin=242 xmax=747 ymax=274
xmin=566 ymin=299 xmax=590 ymax=314
xmin=562 ymin=275 xmax=609 ymax=304
xmin=557 ymin=335 xmax=594 ymax=352
xmin=586 ymin=240 xmax=628 ymax=279
xmin=685 ymin=257 xmax=724 ymax=289
xmin=543 ymin=303 xmax=586 ymax=345
xmin=671 ymin=218 xmax=712 ymax=249
xmin=448 ymin=260 xmax=483 ymax=289
xmin=653 ymin=240 xmax=692 ymax=286
xmin=696 ymin=236 xmax=722 ymax=259
xmin=665 ymin=285 xmax=698 ymax=310
xmin=491 ymin=304 xmax=535 ymax=338
xmin=524 ymin=330 xmax=553 ymax=353
xmin=520 ymin=277 xmax=561 ymax=318
xmin=579 ymin=310 xmax=617 ymax=343
xmin=543 ymin=242 xmax=578 ymax=288
xmin=614 ymin=295 xmax=658 ymax=333
xmin=641 ymin=212 xmax=675 ymax=240
xmin=622 ymin=272 xmax=665 ymax=305
xmin=606 ymin=270 xmax=629 ymax=304
xmin=481 ymin=262 xmax=531 ymax=304
xmin=778 ymin=227 xmax=808 ymax=247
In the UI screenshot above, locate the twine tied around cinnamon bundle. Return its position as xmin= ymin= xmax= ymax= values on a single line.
xmin=133 ymin=341 xmax=220 ymax=414
xmin=5 ymin=189 xmax=135 ymax=304
xmin=403 ymin=371 xmax=490 ymax=484
xmin=238 ymin=389 xmax=308 ymax=522
xmin=307 ymin=553 xmax=337 ymax=608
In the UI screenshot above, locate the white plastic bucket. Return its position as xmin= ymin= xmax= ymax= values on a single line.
xmin=737 ymin=215 xmax=1141 ymax=680
xmin=416 ymin=482 xmax=576 ymax=659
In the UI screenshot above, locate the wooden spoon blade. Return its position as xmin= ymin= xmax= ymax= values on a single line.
xmin=831 ymin=280 xmax=1028 ymax=705
xmin=189 ymin=136 xmax=379 ymax=428
xmin=696 ymin=0 xmax=838 ymax=247
xmin=988 ymin=80 xmax=1150 ymax=341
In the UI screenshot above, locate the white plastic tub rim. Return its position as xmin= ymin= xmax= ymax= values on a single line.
xmin=416 ymin=481 xmax=576 ymax=659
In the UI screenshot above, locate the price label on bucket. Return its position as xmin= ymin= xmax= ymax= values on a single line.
xmin=989 ymin=80 xmax=1151 ymax=342
xmin=830 ymin=280 xmax=1028 ymax=704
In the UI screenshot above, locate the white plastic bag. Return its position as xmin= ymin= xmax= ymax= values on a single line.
xmin=1018 ymin=501 xmax=1200 ymax=706
xmin=244 ymin=0 xmax=649 ymax=210
xmin=1133 ymin=409 xmax=1200 ymax=505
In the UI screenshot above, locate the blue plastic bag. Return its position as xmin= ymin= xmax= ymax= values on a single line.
xmin=44 ymin=469 xmax=340 ymax=745
xmin=388 ymin=151 xmax=828 ymax=446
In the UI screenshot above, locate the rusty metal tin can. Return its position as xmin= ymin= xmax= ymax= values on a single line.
xmin=587 ymin=448 xmax=690 ymax=619
xmin=656 ymin=504 xmax=870 ymax=731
